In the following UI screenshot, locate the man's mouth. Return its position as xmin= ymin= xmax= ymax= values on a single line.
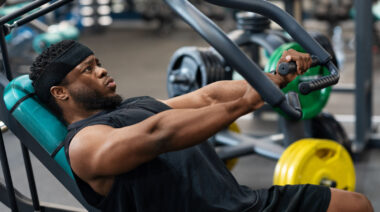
xmin=105 ymin=77 xmax=116 ymax=89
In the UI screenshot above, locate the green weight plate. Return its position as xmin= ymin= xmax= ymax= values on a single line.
xmin=264 ymin=42 xmax=332 ymax=119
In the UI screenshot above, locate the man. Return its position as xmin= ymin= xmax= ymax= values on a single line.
xmin=29 ymin=40 xmax=373 ymax=212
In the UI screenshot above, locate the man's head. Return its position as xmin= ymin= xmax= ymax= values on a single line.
xmin=30 ymin=40 xmax=122 ymax=121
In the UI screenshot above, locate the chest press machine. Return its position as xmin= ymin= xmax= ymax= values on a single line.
xmin=0 ymin=0 xmax=340 ymax=211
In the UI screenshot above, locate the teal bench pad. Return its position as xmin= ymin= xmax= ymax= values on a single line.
xmin=3 ymin=75 xmax=73 ymax=178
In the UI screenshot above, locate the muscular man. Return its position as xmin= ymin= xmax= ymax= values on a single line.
xmin=29 ymin=40 xmax=373 ymax=212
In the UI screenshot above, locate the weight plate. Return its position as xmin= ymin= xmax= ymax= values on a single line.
xmin=167 ymin=47 xmax=229 ymax=98
xmin=264 ymin=42 xmax=332 ymax=119
xmin=274 ymin=139 xmax=355 ymax=191
xmin=273 ymin=138 xmax=303 ymax=185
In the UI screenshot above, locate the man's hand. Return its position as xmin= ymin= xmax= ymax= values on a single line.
xmin=270 ymin=49 xmax=312 ymax=88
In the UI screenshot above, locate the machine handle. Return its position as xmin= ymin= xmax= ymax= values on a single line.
xmin=279 ymin=58 xmax=338 ymax=94
xmin=298 ymin=61 xmax=339 ymax=94
xmin=205 ymin=0 xmax=341 ymax=96
xmin=278 ymin=55 xmax=319 ymax=76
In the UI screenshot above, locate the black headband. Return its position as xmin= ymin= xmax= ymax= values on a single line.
xmin=34 ymin=42 xmax=93 ymax=103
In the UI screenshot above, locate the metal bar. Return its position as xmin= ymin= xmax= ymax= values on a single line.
xmin=353 ymin=0 xmax=373 ymax=153
xmin=21 ymin=144 xmax=41 ymax=211
xmin=0 ymin=0 xmax=50 ymax=25
xmin=279 ymin=116 xmax=306 ymax=146
xmin=369 ymin=136 xmax=380 ymax=148
xmin=0 ymin=26 xmax=13 ymax=81
xmin=0 ymin=179 xmax=86 ymax=212
xmin=0 ymin=132 xmax=18 ymax=211
xmin=283 ymin=0 xmax=294 ymax=16
xmin=332 ymin=84 xmax=355 ymax=93
xmin=12 ymin=0 xmax=74 ymax=29
xmin=282 ymin=0 xmax=303 ymax=23
xmin=215 ymin=130 xmax=284 ymax=160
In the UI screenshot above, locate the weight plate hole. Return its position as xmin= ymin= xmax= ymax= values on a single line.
xmin=315 ymin=148 xmax=336 ymax=160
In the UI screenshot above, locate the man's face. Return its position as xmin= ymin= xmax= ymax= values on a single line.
xmin=63 ymin=55 xmax=122 ymax=110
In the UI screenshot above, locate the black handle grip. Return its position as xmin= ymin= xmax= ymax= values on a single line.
xmin=278 ymin=58 xmax=339 ymax=95
xmin=298 ymin=61 xmax=340 ymax=94
xmin=278 ymin=55 xmax=319 ymax=76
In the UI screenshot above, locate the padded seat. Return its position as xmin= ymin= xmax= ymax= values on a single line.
xmin=3 ymin=74 xmax=73 ymax=178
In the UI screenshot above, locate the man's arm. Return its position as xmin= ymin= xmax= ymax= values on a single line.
xmin=163 ymin=49 xmax=311 ymax=109
xmin=69 ymin=85 xmax=260 ymax=181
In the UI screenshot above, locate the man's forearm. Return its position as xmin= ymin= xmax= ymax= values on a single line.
xmin=153 ymin=96 xmax=252 ymax=153
xmin=164 ymin=73 xmax=286 ymax=110
xmin=199 ymin=73 xmax=285 ymax=105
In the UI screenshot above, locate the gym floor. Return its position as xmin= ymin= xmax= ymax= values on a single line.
xmin=1 ymin=18 xmax=380 ymax=211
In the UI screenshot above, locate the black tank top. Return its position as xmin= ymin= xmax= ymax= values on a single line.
xmin=64 ymin=96 xmax=262 ymax=212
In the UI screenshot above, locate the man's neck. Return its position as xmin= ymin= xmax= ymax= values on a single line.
xmin=64 ymin=108 xmax=103 ymax=125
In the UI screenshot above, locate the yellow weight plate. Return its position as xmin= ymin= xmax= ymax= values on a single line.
xmin=274 ymin=139 xmax=356 ymax=191
xmin=278 ymin=139 xmax=316 ymax=186
xmin=228 ymin=122 xmax=241 ymax=133
xmin=283 ymin=140 xmax=318 ymax=185
xmin=273 ymin=139 xmax=304 ymax=185
xmin=297 ymin=139 xmax=355 ymax=191
xmin=224 ymin=122 xmax=240 ymax=170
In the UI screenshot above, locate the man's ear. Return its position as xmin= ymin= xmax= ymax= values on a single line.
xmin=50 ymin=86 xmax=69 ymax=101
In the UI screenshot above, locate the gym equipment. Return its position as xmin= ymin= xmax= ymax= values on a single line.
xmin=311 ymin=112 xmax=352 ymax=153
xmin=167 ymin=11 xmax=290 ymax=97
xmin=0 ymin=1 xmax=80 ymax=76
xmin=312 ymin=0 xmax=380 ymax=153
xmin=3 ymin=75 xmax=73 ymax=178
xmin=33 ymin=21 xmax=80 ymax=53
xmin=228 ymin=11 xmax=290 ymax=67
xmin=163 ymin=0 xmax=356 ymax=191
xmin=167 ymin=47 xmax=231 ymax=98
xmin=273 ymin=139 xmax=355 ymax=191
xmin=264 ymin=42 xmax=332 ymax=120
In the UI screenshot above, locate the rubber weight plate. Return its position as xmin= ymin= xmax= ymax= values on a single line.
xmin=273 ymin=139 xmax=355 ymax=191
xmin=167 ymin=46 xmax=231 ymax=98
xmin=264 ymin=42 xmax=332 ymax=119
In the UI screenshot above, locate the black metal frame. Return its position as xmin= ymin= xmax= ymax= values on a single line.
xmin=353 ymin=0 xmax=380 ymax=152
xmin=0 ymin=0 xmax=98 ymax=211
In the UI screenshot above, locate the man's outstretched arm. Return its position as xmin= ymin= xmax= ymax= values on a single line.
xmin=163 ymin=49 xmax=311 ymax=109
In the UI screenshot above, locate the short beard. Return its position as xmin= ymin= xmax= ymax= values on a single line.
xmin=69 ymin=87 xmax=123 ymax=111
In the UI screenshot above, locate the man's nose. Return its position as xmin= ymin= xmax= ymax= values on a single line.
xmin=95 ymin=66 xmax=107 ymax=78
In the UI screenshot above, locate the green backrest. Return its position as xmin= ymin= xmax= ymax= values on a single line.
xmin=3 ymin=75 xmax=73 ymax=178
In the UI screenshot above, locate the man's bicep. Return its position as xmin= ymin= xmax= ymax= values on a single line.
xmin=68 ymin=124 xmax=157 ymax=179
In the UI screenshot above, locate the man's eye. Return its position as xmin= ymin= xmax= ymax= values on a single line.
xmin=85 ymin=66 xmax=92 ymax=72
